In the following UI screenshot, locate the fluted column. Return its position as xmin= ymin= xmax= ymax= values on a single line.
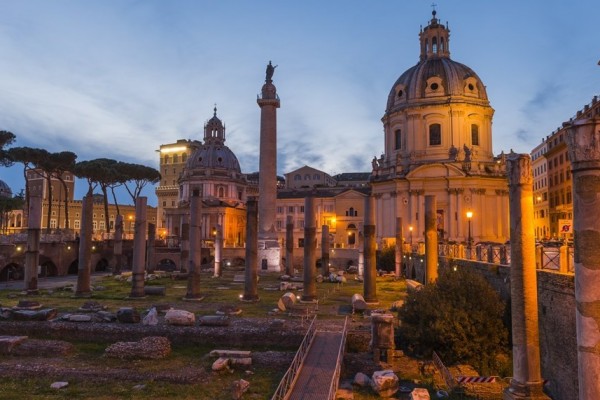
xmin=243 ymin=197 xmax=259 ymax=301
xmin=301 ymin=194 xmax=317 ymax=302
xmin=566 ymin=118 xmax=600 ymax=400
xmin=424 ymin=195 xmax=438 ymax=284
xmin=503 ymin=154 xmax=548 ymax=400
xmin=364 ymin=195 xmax=378 ymax=303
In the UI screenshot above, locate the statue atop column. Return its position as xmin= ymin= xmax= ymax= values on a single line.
xmin=266 ymin=61 xmax=277 ymax=83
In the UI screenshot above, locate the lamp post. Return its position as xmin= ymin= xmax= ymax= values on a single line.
xmin=466 ymin=211 xmax=473 ymax=251
xmin=409 ymin=225 xmax=413 ymax=248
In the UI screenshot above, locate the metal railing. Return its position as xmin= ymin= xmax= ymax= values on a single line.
xmin=437 ymin=242 xmax=574 ymax=273
xmin=271 ymin=315 xmax=317 ymax=400
xmin=327 ymin=316 xmax=349 ymax=400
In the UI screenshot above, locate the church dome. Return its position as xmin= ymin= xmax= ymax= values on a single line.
xmin=0 ymin=179 xmax=12 ymax=198
xmin=184 ymin=107 xmax=242 ymax=174
xmin=386 ymin=11 xmax=489 ymax=114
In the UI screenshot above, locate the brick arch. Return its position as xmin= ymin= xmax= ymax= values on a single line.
xmin=0 ymin=263 xmax=24 ymax=281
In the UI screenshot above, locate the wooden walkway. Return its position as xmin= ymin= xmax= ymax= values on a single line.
xmin=287 ymin=324 xmax=345 ymax=400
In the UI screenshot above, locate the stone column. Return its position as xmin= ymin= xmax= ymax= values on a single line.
xmin=363 ymin=195 xmax=378 ymax=303
xmin=285 ymin=215 xmax=294 ymax=276
xmin=257 ymin=67 xmax=280 ymax=238
xmin=321 ymin=224 xmax=330 ymax=276
xmin=395 ymin=217 xmax=403 ymax=279
xmin=130 ymin=196 xmax=147 ymax=298
xmin=503 ymin=153 xmax=548 ymax=400
xmin=566 ymin=118 xmax=600 ymax=400
xmin=301 ymin=194 xmax=317 ymax=302
xmin=214 ymin=224 xmax=223 ymax=277
xmin=24 ymin=194 xmax=42 ymax=293
xmin=186 ymin=192 xmax=203 ymax=300
xmin=424 ymin=195 xmax=438 ymax=284
xmin=146 ymin=223 xmax=156 ymax=273
xmin=243 ymin=197 xmax=259 ymax=301
xmin=75 ymin=193 xmax=93 ymax=296
xmin=358 ymin=231 xmax=364 ymax=278
xmin=113 ymin=214 xmax=123 ymax=275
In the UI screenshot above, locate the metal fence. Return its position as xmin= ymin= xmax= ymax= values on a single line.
xmin=271 ymin=315 xmax=317 ymax=400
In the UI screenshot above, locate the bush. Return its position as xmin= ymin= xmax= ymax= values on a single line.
xmin=397 ymin=267 xmax=509 ymax=374
xmin=377 ymin=247 xmax=395 ymax=272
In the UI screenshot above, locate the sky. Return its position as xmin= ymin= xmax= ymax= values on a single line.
xmin=0 ymin=0 xmax=598 ymax=206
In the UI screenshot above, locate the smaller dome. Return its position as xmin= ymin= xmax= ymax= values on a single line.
xmin=186 ymin=144 xmax=241 ymax=173
xmin=0 ymin=180 xmax=12 ymax=198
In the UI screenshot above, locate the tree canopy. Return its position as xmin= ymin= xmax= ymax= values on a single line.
xmin=0 ymin=131 xmax=16 ymax=166
xmin=397 ymin=267 xmax=509 ymax=374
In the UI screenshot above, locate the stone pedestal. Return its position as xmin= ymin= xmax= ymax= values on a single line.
xmin=130 ymin=196 xmax=148 ymax=298
xmin=363 ymin=195 xmax=378 ymax=303
xmin=424 ymin=195 xmax=438 ymax=284
xmin=503 ymin=153 xmax=548 ymax=400
xmin=566 ymin=117 xmax=600 ymax=399
xmin=301 ymin=195 xmax=317 ymax=302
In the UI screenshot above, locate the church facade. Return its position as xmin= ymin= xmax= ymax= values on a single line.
xmin=371 ymin=11 xmax=509 ymax=247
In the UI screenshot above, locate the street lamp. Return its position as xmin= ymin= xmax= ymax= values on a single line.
xmin=409 ymin=225 xmax=413 ymax=246
xmin=466 ymin=211 xmax=473 ymax=249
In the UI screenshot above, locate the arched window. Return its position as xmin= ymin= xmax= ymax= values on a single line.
xmin=294 ymin=174 xmax=301 ymax=181
xmin=218 ymin=187 xmax=225 ymax=197
xmin=432 ymin=37 xmax=438 ymax=53
xmin=313 ymin=174 xmax=320 ymax=180
xmin=429 ymin=124 xmax=441 ymax=146
xmin=440 ymin=37 xmax=445 ymax=52
xmin=471 ymin=124 xmax=479 ymax=146
xmin=304 ymin=174 xmax=310 ymax=180
xmin=395 ymin=129 xmax=402 ymax=150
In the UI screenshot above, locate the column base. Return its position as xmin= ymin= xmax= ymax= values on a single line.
xmin=182 ymin=296 xmax=205 ymax=302
xmin=241 ymin=295 xmax=259 ymax=302
xmin=503 ymin=380 xmax=549 ymax=399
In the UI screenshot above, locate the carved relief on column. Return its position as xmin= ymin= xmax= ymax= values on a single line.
xmin=507 ymin=152 xmax=533 ymax=187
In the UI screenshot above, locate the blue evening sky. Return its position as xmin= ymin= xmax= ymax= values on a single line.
xmin=0 ymin=1 xmax=598 ymax=206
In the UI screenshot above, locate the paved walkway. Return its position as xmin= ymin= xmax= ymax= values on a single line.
xmin=287 ymin=322 xmax=345 ymax=400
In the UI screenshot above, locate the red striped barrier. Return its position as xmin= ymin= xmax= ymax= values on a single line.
xmin=457 ymin=376 xmax=497 ymax=384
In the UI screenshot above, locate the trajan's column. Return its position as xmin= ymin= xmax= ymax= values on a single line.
xmin=257 ymin=61 xmax=281 ymax=271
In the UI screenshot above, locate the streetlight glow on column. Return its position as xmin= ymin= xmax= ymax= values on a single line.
xmin=466 ymin=211 xmax=473 ymax=249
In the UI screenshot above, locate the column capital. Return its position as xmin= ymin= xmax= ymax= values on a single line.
xmin=566 ymin=118 xmax=600 ymax=168
xmin=507 ymin=153 xmax=533 ymax=186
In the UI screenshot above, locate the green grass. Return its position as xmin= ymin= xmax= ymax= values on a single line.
xmin=0 ymin=269 xmax=410 ymax=399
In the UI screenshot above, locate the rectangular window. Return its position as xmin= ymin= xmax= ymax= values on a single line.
xmin=300 ymin=206 xmax=305 ymax=213
xmin=471 ymin=124 xmax=479 ymax=146
xmin=74 ymin=220 xmax=80 ymax=229
xmin=288 ymin=206 xmax=294 ymax=213
xmin=299 ymin=220 xmax=304 ymax=228
xmin=429 ymin=124 xmax=441 ymax=146
xmin=50 ymin=219 xmax=56 ymax=228
xmin=298 ymin=238 xmax=305 ymax=248
xmin=99 ymin=221 xmax=105 ymax=230
xmin=277 ymin=206 xmax=283 ymax=214
xmin=93 ymin=221 xmax=97 ymax=230
xmin=395 ymin=129 xmax=402 ymax=150
xmin=276 ymin=220 xmax=283 ymax=229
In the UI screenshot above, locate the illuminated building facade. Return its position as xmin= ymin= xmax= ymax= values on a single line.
xmin=371 ymin=11 xmax=509 ymax=247
xmin=531 ymin=140 xmax=550 ymax=239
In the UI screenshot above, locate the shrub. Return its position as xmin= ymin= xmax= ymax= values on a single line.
xmin=397 ymin=267 xmax=509 ymax=374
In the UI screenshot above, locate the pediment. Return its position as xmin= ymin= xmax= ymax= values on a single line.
xmin=407 ymin=163 xmax=466 ymax=178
